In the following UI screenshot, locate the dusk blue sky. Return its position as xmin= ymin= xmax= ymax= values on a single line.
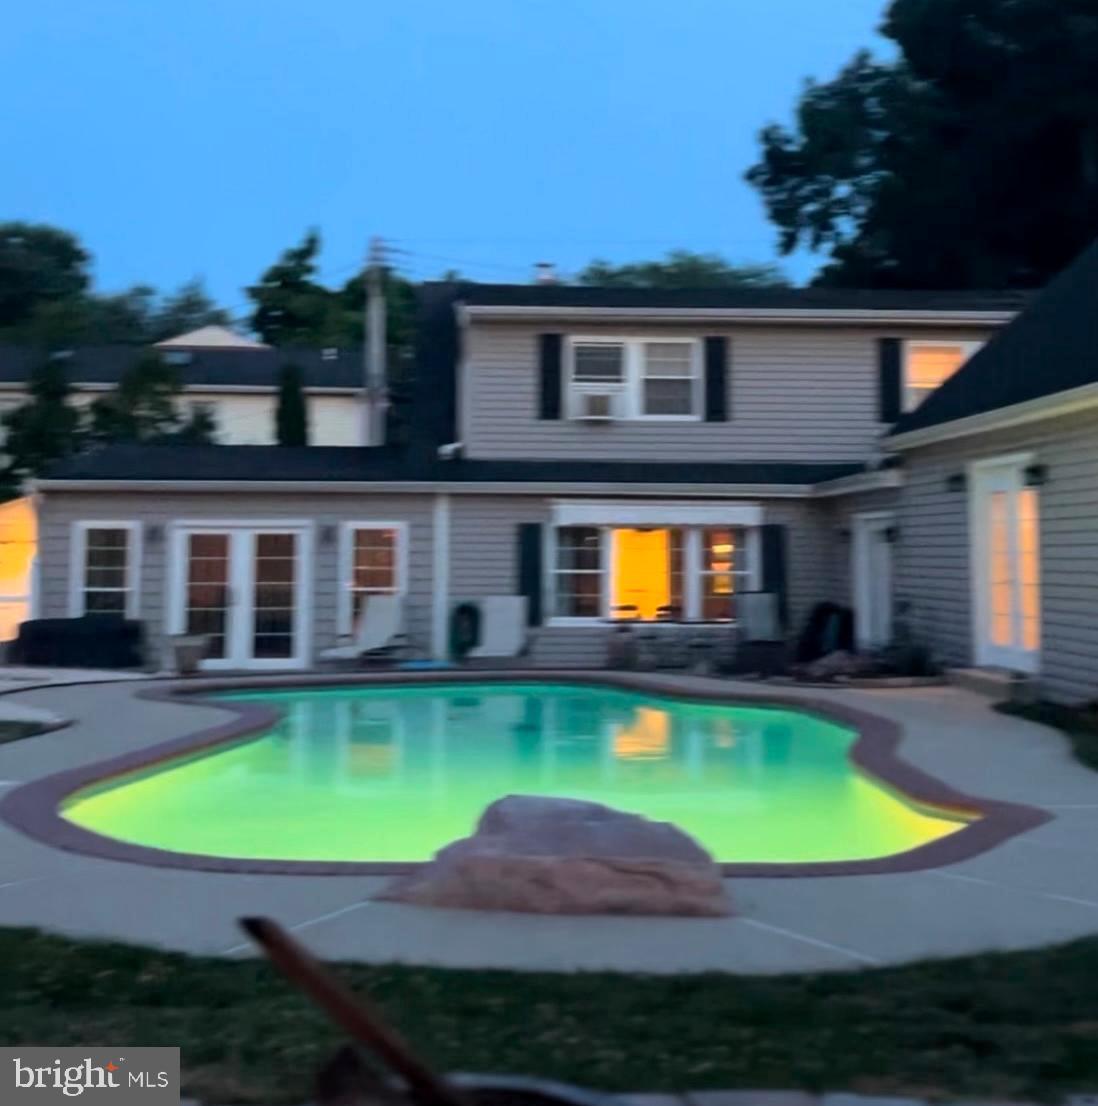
xmin=2 ymin=1 xmax=891 ymax=318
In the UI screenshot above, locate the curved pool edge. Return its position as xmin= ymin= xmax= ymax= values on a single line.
xmin=0 ymin=670 xmax=1053 ymax=878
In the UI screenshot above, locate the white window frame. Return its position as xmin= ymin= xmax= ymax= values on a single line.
xmin=68 ymin=521 xmax=143 ymax=619
xmin=566 ymin=336 xmax=702 ymax=422
xmin=547 ymin=523 xmax=760 ymax=626
xmin=902 ymin=339 xmax=984 ymax=413
xmin=337 ymin=521 xmax=408 ymax=635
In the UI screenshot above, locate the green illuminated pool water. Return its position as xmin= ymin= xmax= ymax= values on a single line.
xmin=62 ymin=682 xmax=968 ymax=864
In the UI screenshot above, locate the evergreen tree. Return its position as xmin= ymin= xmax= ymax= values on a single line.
xmin=0 ymin=356 xmax=83 ymax=494
xmin=173 ymin=404 xmax=218 ymax=444
xmin=247 ymin=230 xmax=329 ymax=346
xmin=89 ymin=352 xmax=183 ymax=442
xmin=275 ymin=362 xmax=309 ymax=446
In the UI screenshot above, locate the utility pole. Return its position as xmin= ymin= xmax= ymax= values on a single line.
xmin=363 ymin=235 xmax=388 ymax=447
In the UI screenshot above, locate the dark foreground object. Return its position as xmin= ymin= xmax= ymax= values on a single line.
xmin=242 ymin=916 xmax=618 ymax=1106
xmin=8 ymin=615 xmax=145 ymax=668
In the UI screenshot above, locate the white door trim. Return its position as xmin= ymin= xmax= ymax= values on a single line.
xmin=967 ymin=452 xmax=1039 ymax=673
xmin=167 ymin=521 xmax=314 ymax=670
xmin=852 ymin=511 xmax=895 ymax=650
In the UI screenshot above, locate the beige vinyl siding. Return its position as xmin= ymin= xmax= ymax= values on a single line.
xmin=38 ymin=489 xmax=851 ymax=672
xmin=36 ymin=491 xmax=435 ymax=666
xmin=460 ymin=323 xmax=995 ymax=463
xmin=898 ymin=406 xmax=1098 ymax=703
xmin=448 ymin=495 xmax=839 ymax=666
xmin=0 ymin=389 xmax=360 ymax=447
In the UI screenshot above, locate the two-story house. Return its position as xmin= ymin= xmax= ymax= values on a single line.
xmin=0 ymin=326 xmax=366 ymax=447
xmin=27 ymin=283 xmax=1022 ymax=672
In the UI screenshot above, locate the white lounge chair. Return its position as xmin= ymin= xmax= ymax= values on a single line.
xmin=320 ymin=594 xmax=407 ymax=663
xmin=467 ymin=596 xmax=528 ymax=659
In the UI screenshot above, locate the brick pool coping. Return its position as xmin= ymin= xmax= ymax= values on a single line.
xmin=0 ymin=670 xmax=1052 ymax=878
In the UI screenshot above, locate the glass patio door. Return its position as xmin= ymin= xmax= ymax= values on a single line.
xmin=173 ymin=525 xmax=311 ymax=670
xmin=970 ymin=459 xmax=1040 ymax=672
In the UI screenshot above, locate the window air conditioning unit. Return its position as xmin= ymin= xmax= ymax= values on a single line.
xmin=575 ymin=390 xmax=618 ymax=422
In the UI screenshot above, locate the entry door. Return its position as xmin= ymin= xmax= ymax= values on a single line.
xmin=853 ymin=514 xmax=894 ymax=650
xmin=970 ymin=459 xmax=1041 ymax=672
xmin=173 ymin=526 xmax=311 ymax=670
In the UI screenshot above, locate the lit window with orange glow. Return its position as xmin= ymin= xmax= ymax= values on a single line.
xmin=904 ymin=341 xmax=982 ymax=412
xmin=699 ymin=527 xmax=749 ymax=621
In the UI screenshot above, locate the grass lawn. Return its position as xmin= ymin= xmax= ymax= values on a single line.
xmin=997 ymin=700 xmax=1098 ymax=771
xmin=4 ymin=927 xmax=1098 ymax=1104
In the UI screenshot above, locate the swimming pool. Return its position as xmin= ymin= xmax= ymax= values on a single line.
xmin=60 ymin=681 xmax=970 ymax=865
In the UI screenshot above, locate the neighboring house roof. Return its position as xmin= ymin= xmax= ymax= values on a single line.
xmin=890 ymin=239 xmax=1098 ymax=441
xmin=457 ymin=283 xmax=1030 ymax=317
xmin=154 ymin=325 xmax=270 ymax=350
xmin=0 ymin=345 xmax=364 ymax=391
xmin=39 ymin=443 xmax=862 ymax=489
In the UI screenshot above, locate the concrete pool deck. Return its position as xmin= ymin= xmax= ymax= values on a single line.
xmin=1 ymin=673 xmax=1097 ymax=974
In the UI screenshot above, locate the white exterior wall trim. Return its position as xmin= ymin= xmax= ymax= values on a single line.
xmin=460 ymin=305 xmax=1016 ymax=327
xmin=888 ymin=382 xmax=1098 ymax=451
xmin=551 ymin=499 xmax=763 ymax=527
xmin=34 ymin=479 xmax=820 ymax=498
xmin=431 ymin=494 xmax=451 ymax=659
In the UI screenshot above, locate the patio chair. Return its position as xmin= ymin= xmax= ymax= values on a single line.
xmin=466 ymin=596 xmax=528 ymax=659
xmin=319 ymin=595 xmax=408 ymax=664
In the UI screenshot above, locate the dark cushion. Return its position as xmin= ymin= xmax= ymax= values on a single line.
xmin=10 ymin=616 xmax=145 ymax=669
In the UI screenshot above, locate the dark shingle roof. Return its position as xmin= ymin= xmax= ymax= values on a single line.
xmin=41 ymin=443 xmax=862 ymax=487
xmin=0 ymin=345 xmax=363 ymax=389
xmin=891 ymin=239 xmax=1098 ymax=437
xmin=457 ymin=283 xmax=1030 ymax=313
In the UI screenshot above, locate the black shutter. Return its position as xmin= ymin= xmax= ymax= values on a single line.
xmin=704 ymin=336 xmax=729 ymax=421
xmin=517 ymin=523 xmax=543 ymax=626
xmin=760 ymin=523 xmax=788 ymax=630
xmin=878 ymin=337 xmax=902 ymax=423
xmin=538 ymin=334 xmax=563 ymax=420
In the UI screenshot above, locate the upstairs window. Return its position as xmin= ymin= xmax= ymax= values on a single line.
xmin=642 ymin=342 xmax=696 ymax=416
xmin=904 ymin=341 xmax=983 ymax=412
xmin=567 ymin=338 xmax=700 ymax=421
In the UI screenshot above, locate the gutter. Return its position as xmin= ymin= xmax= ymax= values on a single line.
xmin=459 ymin=305 xmax=1017 ymax=327
xmin=811 ymin=468 xmax=902 ymax=498
xmin=33 ymin=478 xmax=821 ymax=499
xmin=887 ymin=381 xmax=1098 ymax=451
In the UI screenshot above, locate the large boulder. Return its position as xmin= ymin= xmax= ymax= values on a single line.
xmin=376 ymin=795 xmax=732 ymax=917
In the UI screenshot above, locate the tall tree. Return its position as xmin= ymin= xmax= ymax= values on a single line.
xmin=275 ymin=362 xmax=309 ymax=446
xmin=0 ymin=223 xmax=91 ymax=328
xmin=578 ymin=250 xmax=788 ymax=288
xmin=747 ymin=0 xmax=1098 ymax=288
xmin=150 ymin=279 xmax=230 ymax=341
xmin=0 ymin=356 xmax=83 ymax=493
xmin=246 ymin=230 xmax=329 ymax=345
xmin=89 ymin=352 xmax=183 ymax=442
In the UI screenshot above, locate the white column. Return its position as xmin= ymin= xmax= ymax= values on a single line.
xmin=431 ymin=493 xmax=451 ymax=659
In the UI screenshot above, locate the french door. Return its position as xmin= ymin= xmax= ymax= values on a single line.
xmin=170 ymin=524 xmax=312 ymax=670
xmin=970 ymin=458 xmax=1041 ymax=672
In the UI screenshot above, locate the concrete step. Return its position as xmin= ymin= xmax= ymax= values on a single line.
xmin=948 ymin=666 xmax=1038 ymax=704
